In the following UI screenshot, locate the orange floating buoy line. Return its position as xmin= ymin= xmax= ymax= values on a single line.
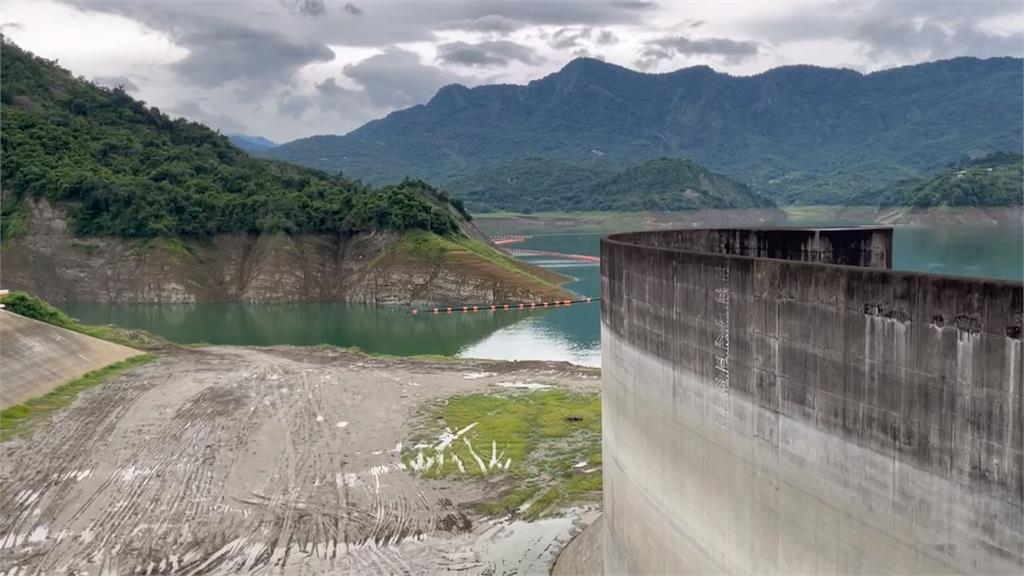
xmin=410 ymin=296 xmax=597 ymax=315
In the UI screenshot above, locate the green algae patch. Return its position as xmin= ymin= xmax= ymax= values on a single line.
xmin=0 ymin=354 xmax=155 ymax=441
xmin=405 ymin=389 xmax=602 ymax=520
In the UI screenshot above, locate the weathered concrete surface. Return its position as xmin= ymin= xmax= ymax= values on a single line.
xmin=0 ymin=310 xmax=142 ymax=408
xmin=552 ymin=515 xmax=604 ymax=576
xmin=601 ymin=227 xmax=1023 ymax=574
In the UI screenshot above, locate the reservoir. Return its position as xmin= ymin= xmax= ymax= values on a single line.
xmin=63 ymin=224 xmax=1022 ymax=366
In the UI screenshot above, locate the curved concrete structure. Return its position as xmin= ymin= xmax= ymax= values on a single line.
xmin=0 ymin=310 xmax=142 ymax=408
xmin=600 ymin=228 xmax=1022 ymax=574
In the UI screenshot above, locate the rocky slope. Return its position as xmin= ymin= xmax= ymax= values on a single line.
xmin=2 ymin=200 xmax=571 ymax=306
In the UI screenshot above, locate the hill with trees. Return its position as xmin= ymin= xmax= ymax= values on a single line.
xmin=448 ymin=157 xmax=773 ymax=212
xmin=855 ymin=153 xmax=1023 ymax=207
xmin=0 ymin=39 xmax=568 ymax=306
xmin=0 ymin=39 xmax=463 ymax=240
xmin=264 ymin=56 xmax=1023 ymax=205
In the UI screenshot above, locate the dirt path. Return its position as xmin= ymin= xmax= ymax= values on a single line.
xmin=0 ymin=346 xmax=599 ymax=575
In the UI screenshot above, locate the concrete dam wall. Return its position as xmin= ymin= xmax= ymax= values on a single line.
xmin=600 ymin=228 xmax=1022 ymax=574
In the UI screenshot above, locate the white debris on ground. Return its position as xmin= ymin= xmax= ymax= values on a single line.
xmin=0 ymin=346 xmax=600 ymax=575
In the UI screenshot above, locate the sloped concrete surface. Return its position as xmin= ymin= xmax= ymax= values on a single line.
xmin=0 ymin=310 xmax=142 ymax=408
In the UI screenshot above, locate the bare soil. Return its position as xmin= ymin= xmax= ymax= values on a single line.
xmin=0 ymin=346 xmax=599 ymax=575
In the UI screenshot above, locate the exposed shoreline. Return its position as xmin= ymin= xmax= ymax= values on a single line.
xmin=0 ymin=345 xmax=601 ymax=575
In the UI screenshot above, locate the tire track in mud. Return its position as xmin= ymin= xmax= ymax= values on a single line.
xmin=1 ymin=347 xmax=597 ymax=575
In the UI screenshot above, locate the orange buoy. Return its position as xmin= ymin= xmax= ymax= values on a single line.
xmin=564 ymin=300 xmax=571 ymax=306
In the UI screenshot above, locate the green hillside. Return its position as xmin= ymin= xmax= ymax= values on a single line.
xmin=0 ymin=39 xmax=464 ymax=240
xmin=264 ymin=57 xmax=1023 ymax=205
xmin=855 ymin=153 xmax=1023 ymax=207
xmin=448 ymin=157 xmax=772 ymax=213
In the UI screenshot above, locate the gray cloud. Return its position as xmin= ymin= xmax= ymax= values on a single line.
xmin=440 ymin=14 xmax=523 ymax=34
xmin=743 ymin=0 xmax=1023 ymax=61
xmin=280 ymin=0 xmax=326 ymax=17
xmin=437 ymin=40 xmax=541 ymax=67
xmin=342 ymin=3 xmax=363 ymax=16
xmin=544 ymin=26 xmax=618 ymax=50
xmin=93 ymin=75 xmax=140 ymax=92
xmin=640 ymin=35 xmax=759 ymax=66
xmin=171 ymin=24 xmax=334 ymax=88
xmin=612 ymin=1 xmax=657 ymax=10
xmin=344 ymin=48 xmax=467 ymax=107
xmin=315 ymin=77 xmax=351 ymax=97
xmin=596 ymin=29 xmax=618 ymax=45
xmin=171 ymin=101 xmax=247 ymax=133
xmin=547 ymin=26 xmax=593 ymax=50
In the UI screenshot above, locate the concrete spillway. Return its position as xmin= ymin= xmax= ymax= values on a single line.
xmin=600 ymin=228 xmax=1022 ymax=574
xmin=0 ymin=310 xmax=142 ymax=408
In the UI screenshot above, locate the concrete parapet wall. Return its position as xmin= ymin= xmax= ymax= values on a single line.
xmin=600 ymin=227 xmax=1022 ymax=574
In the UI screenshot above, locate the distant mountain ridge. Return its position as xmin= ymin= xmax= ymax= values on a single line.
xmin=229 ymin=134 xmax=277 ymax=152
xmin=264 ymin=56 xmax=1023 ymax=205
xmin=449 ymin=157 xmax=774 ymax=212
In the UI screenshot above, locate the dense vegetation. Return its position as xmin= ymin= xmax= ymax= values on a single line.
xmin=861 ymin=153 xmax=1023 ymax=207
xmin=0 ymin=39 xmax=462 ymax=239
xmin=265 ymin=56 xmax=1023 ymax=205
xmin=449 ymin=157 xmax=773 ymax=212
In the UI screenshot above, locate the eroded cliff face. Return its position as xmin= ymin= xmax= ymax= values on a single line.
xmin=1 ymin=200 xmax=569 ymax=306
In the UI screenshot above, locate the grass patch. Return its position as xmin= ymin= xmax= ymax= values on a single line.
xmin=0 ymin=291 xmax=167 ymax=350
xmin=393 ymin=230 xmax=448 ymax=263
xmin=0 ymin=354 xmax=155 ymax=441
xmin=405 ymin=389 xmax=602 ymax=520
xmin=378 ymin=230 xmax=570 ymax=295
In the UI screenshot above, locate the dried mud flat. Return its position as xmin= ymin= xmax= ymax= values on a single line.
xmin=0 ymin=346 xmax=600 ymax=575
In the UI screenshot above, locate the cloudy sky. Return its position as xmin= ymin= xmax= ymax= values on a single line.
xmin=3 ymin=0 xmax=1021 ymax=142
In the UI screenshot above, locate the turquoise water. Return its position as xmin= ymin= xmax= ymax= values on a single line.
xmin=64 ymin=225 xmax=1021 ymax=366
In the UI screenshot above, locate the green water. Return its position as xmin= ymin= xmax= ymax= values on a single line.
xmin=63 ymin=224 xmax=1021 ymax=366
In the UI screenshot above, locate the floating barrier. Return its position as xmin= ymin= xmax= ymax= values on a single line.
xmin=505 ymin=248 xmax=600 ymax=263
xmin=490 ymin=235 xmax=532 ymax=246
xmin=411 ymin=297 xmax=597 ymax=315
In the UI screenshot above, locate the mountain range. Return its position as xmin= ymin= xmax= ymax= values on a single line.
xmin=263 ymin=56 xmax=1023 ymax=206
xmin=228 ymin=134 xmax=277 ymax=152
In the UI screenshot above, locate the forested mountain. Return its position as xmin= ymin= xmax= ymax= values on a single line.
xmin=449 ymin=157 xmax=773 ymax=212
xmin=228 ymin=134 xmax=277 ymax=152
xmin=264 ymin=56 xmax=1023 ymax=205
xmin=0 ymin=39 xmax=571 ymax=306
xmin=856 ymin=152 xmax=1023 ymax=207
xmin=0 ymin=39 xmax=464 ymax=240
